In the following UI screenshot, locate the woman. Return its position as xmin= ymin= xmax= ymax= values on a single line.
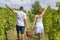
xmin=32 ymin=4 xmax=50 ymax=40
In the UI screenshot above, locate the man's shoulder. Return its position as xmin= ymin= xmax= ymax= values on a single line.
xmin=17 ymin=11 xmax=26 ymax=15
xmin=21 ymin=11 xmax=26 ymax=15
xmin=14 ymin=10 xmax=20 ymax=12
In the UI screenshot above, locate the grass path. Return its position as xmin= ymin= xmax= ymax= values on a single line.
xmin=6 ymin=28 xmax=48 ymax=40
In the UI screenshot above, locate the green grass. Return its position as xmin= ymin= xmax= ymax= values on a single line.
xmin=6 ymin=28 xmax=48 ymax=40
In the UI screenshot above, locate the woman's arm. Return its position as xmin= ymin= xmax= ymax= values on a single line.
xmin=42 ymin=4 xmax=50 ymax=15
xmin=32 ymin=15 xmax=37 ymax=29
xmin=5 ymin=4 xmax=14 ymax=12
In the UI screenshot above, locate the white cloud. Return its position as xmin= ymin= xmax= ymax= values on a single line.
xmin=9 ymin=0 xmax=32 ymax=10
xmin=0 ymin=0 xmax=32 ymax=10
xmin=48 ymin=0 xmax=60 ymax=9
xmin=0 ymin=0 xmax=31 ymax=6
xmin=8 ymin=0 xmax=31 ymax=5
xmin=0 ymin=0 xmax=5 ymax=3
xmin=0 ymin=0 xmax=60 ymax=10
xmin=40 ymin=0 xmax=60 ymax=10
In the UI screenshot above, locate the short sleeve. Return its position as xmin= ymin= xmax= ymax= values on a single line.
xmin=24 ymin=13 xmax=27 ymax=19
xmin=13 ymin=10 xmax=19 ymax=14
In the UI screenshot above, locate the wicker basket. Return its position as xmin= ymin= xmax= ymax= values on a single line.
xmin=26 ymin=30 xmax=34 ymax=37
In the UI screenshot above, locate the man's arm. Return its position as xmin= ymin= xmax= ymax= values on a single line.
xmin=5 ymin=4 xmax=13 ymax=12
xmin=42 ymin=4 xmax=50 ymax=15
xmin=24 ymin=14 xmax=28 ymax=30
xmin=24 ymin=19 xmax=28 ymax=30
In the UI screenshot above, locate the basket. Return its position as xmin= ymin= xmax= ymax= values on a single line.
xmin=26 ymin=30 xmax=34 ymax=37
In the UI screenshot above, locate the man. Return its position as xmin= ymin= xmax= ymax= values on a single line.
xmin=5 ymin=4 xmax=28 ymax=40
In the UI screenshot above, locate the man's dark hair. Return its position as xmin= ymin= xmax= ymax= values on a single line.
xmin=20 ymin=6 xmax=23 ymax=10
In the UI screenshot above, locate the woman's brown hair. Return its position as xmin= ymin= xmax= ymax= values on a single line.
xmin=38 ymin=10 xmax=42 ymax=14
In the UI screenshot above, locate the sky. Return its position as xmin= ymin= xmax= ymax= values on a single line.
xmin=0 ymin=0 xmax=60 ymax=10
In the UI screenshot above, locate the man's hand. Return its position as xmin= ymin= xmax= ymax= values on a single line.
xmin=26 ymin=27 xmax=29 ymax=30
xmin=5 ymin=4 xmax=7 ymax=6
xmin=5 ymin=3 xmax=13 ymax=12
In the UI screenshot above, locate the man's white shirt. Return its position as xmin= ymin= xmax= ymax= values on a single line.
xmin=13 ymin=10 xmax=27 ymax=26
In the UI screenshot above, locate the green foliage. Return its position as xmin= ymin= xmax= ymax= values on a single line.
xmin=0 ymin=7 xmax=16 ymax=40
xmin=56 ymin=2 xmax=60 ymax=7
xmin=28 ymin=11 xmax=34 ymax=22
xmin=43 ymin=3 xmax=60 ymax=40
xmin=29 ymin=1 xmax=41 ymax=22
xmin=43 ymin=8 xmax=52 ymax=34
xmin=31 ymin=1 xmax=41 ymax=15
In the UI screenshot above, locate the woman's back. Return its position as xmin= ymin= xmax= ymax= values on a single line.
xmin=36 ymin=14 xmax=43 ymax=27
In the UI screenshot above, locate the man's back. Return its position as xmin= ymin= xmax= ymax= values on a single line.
xmin=14 ymin=10 xmax=27 ymax=26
